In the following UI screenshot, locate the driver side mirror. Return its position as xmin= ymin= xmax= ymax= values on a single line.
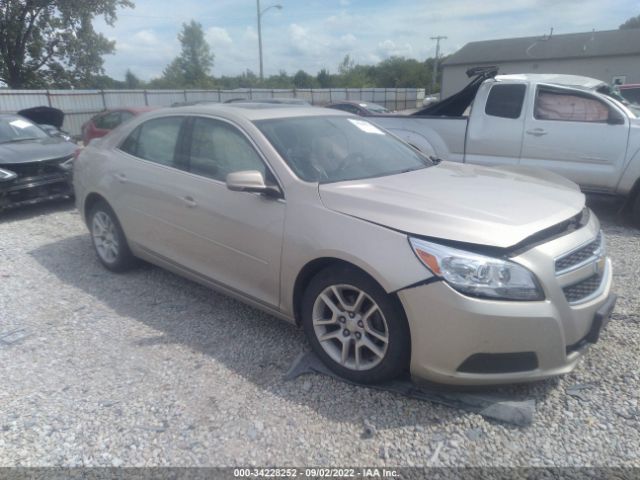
xmin=226 ymin=170 xmax=282 ymax=198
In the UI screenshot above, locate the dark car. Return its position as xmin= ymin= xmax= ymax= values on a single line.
xmin=18 ymin=106 xmax=73 ymax=142
xmin=0 ymin=114 xmax=78 ymax=211
xmin=325 ymin=100 xmax=390 ymax=116
xmin=82 ymin=107 xmax=154 ymax=145
xmin=224 ymin=98 xmax=311 ymax=105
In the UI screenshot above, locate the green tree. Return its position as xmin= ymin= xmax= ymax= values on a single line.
xmin=0 ymin=0 xmax=133 ymax=88
xmin=124 ymin=69 xmax=142 ymax=89
xmin=332 ymin=55 xmax=372 ymax=87
xmin=292 ymin=70 xmax=316 ymax=88
xmin=371 ymin=56 xmax=429 ymax=88
xmin=160 ymin=20 xmax=214 ymax=88
xmin=316 ymin=68 xmax=333 ymax=88
xmin=620 ymin=14 xmax=640 ymax=29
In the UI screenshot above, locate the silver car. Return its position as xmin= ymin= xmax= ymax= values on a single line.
xmin=73 ymin=105 xmax=616 ymax=386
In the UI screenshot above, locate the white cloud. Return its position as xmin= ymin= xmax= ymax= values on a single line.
xmin=377 ymin=39 xmax=414 ymax=58
xmin=133 ymin=29 xmax=160 ymax=46
xmin=92 ymin=0 xmax=636 ymax=80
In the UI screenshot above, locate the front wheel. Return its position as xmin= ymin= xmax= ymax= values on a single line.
xmin=301 ymin=266 xmax=411 ymax=384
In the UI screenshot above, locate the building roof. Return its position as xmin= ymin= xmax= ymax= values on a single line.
xmin=443 ymin=29 xmax=640 ymax=66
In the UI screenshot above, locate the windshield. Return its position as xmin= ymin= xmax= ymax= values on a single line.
xmin=0 ymin=116 xmax=48 ymax=144
xmin=255 ymin=116 xmax=432 ymax=183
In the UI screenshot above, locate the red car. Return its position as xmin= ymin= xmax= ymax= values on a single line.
xmin=81 ymin=107 xmax=155 ymax=145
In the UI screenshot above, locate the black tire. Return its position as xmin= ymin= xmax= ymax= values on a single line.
xmin=88 ymin=200 xmax=138 ymax=272
xmin=301 ymin=265 xmax=411 ymax=384
xmin=633 ymin=193 xmax=640 ymax=228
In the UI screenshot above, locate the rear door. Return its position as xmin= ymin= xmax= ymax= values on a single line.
xmin=110 ymin=115 xmax=194 ymax=263
xmin=464 ymin=82 xmax=527 ymax=166
xmin=520 ymin=85 xmax=630 ymax=192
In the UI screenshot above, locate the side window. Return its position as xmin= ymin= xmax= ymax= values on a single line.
xmin=119 ymin=111 xmax=135 ymax=124
xmin=119 ymin=117 xmax=185 ymax=167
xmin=188 ymin=117 xmax=266 ymax=182
xmin=534 ymin=89 xmax=610 ymax=123
xmin=485 ymin=84 xmax=526 ymax=119
xmin=331 ymin=104 xmax=355 ymax=114
xmin=95 ymin=112 xmax=122 ymax=129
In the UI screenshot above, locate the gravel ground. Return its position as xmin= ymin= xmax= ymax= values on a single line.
xmin=0 ymin=197 xmax=638 ymax=468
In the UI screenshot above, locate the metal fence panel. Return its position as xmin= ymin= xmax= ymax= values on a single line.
xmin=104 ymin=91 xmax=147 ymax=108
xmin=0 ymin=87 xmax=426 ymax=136
xmin=0 ymin=90 xmax=50 ymax=111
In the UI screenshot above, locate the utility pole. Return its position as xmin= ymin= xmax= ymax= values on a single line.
xmin=257 ymin=0 xmax=283 ymax=81
xmin=257 ymin=0 xmax=263 ymax=81
xmin=430 ymin=35 xmax=447 ymax=95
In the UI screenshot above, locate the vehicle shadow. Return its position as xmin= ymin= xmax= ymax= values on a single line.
xmin=29 ymin=233 xmax=561 ymax=431
xmin=586 ymin=195 xmax=638 ymax=232
xmin=0 ymin=198 xmax=75 ymax=224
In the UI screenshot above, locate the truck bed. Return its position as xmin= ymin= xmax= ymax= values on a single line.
xmin=370 ymin=115 xmax=468 ymax=162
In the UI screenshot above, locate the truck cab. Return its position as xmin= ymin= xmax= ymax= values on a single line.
xmin=467 ymin=74 xmax=637 ymax=194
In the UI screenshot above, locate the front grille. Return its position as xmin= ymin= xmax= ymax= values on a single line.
xmin=3 ymin=156 xmax=71 ymax=179
xmin=555 ymin=232 xmax=603 ymax=274
xmin=563 ymin=273 xmax=603 ymax=304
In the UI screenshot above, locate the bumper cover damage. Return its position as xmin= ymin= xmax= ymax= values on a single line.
xmin=0 ymin=157 xmax=73 ymax=211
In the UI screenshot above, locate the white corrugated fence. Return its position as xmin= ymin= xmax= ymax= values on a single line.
xmin=0 ymin=88 xmax=426 ymax=137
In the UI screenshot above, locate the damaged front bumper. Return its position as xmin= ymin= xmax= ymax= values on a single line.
xmin=0 ymin=159 xmax=74 ymax=211
xmin=397 ymin=213 xmax=615 ymax=386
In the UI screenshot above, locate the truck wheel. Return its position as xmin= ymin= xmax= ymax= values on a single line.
xmin=301 ymin=265 xmax=411 ymax=384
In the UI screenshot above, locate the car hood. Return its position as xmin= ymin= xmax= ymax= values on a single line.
xmin=318 ymin=162 xmax=585 ymax=249
xmin=17 ymin=106 xmax=64 ymax=129
xmin=0 ymin=137 xmax=77 ymax=165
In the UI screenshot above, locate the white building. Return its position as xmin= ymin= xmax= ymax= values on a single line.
xmin=441 ymin=29 xmax=640 ymax=97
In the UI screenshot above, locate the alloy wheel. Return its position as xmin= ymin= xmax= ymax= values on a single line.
xmin=92 ymin=211 xmax=120 ymax=264
xmin=312 ymin=284 xmax=390 ymax=371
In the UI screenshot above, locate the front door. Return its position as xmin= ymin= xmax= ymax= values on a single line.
xmin=168 ymin=116 xmax=286 ymax=307
xmin=520 ymin=86 xmax=630 ymax=192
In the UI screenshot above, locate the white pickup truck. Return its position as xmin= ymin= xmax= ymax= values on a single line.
xmin=372 ymin=68 xmax=640 ymax=222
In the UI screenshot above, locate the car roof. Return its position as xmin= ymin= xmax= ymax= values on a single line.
xmin=163 ymin=103 xmax=352 ymax=121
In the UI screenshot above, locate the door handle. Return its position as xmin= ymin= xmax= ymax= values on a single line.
xmin=181 ymin=195 xmax=197 ymax=208
xmin=526 ymin=128 xmax=548 ymax=137
xmin=115 ymin=173 xmax=127 ymax=183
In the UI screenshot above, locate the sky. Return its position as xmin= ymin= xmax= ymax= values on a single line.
xmin=94 ymin=0 xmax=640 ymax=81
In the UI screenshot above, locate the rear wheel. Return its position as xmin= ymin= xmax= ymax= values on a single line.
xmin=301 ymin=265 xmax=411 ymax=384
xmin=89 ymin=200 xmax=137 ymax=272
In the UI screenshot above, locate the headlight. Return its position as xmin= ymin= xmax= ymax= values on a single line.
xmin=409 ymin=238 xmax=544 ymax=301
xmin=0 ymin=168 xmax=17 ymax=182
xmin=58 ymin=154 xmax=76 ymax=171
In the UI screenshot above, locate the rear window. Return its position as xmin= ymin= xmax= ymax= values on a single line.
xmin=485 ymin=84 xmax=526 ymax=119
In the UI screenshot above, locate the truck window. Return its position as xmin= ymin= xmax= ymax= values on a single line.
xmin=534 ymin=88 xmax=609 ymax=123
xmin=485 ymin=84 xmax=526 ymax=119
